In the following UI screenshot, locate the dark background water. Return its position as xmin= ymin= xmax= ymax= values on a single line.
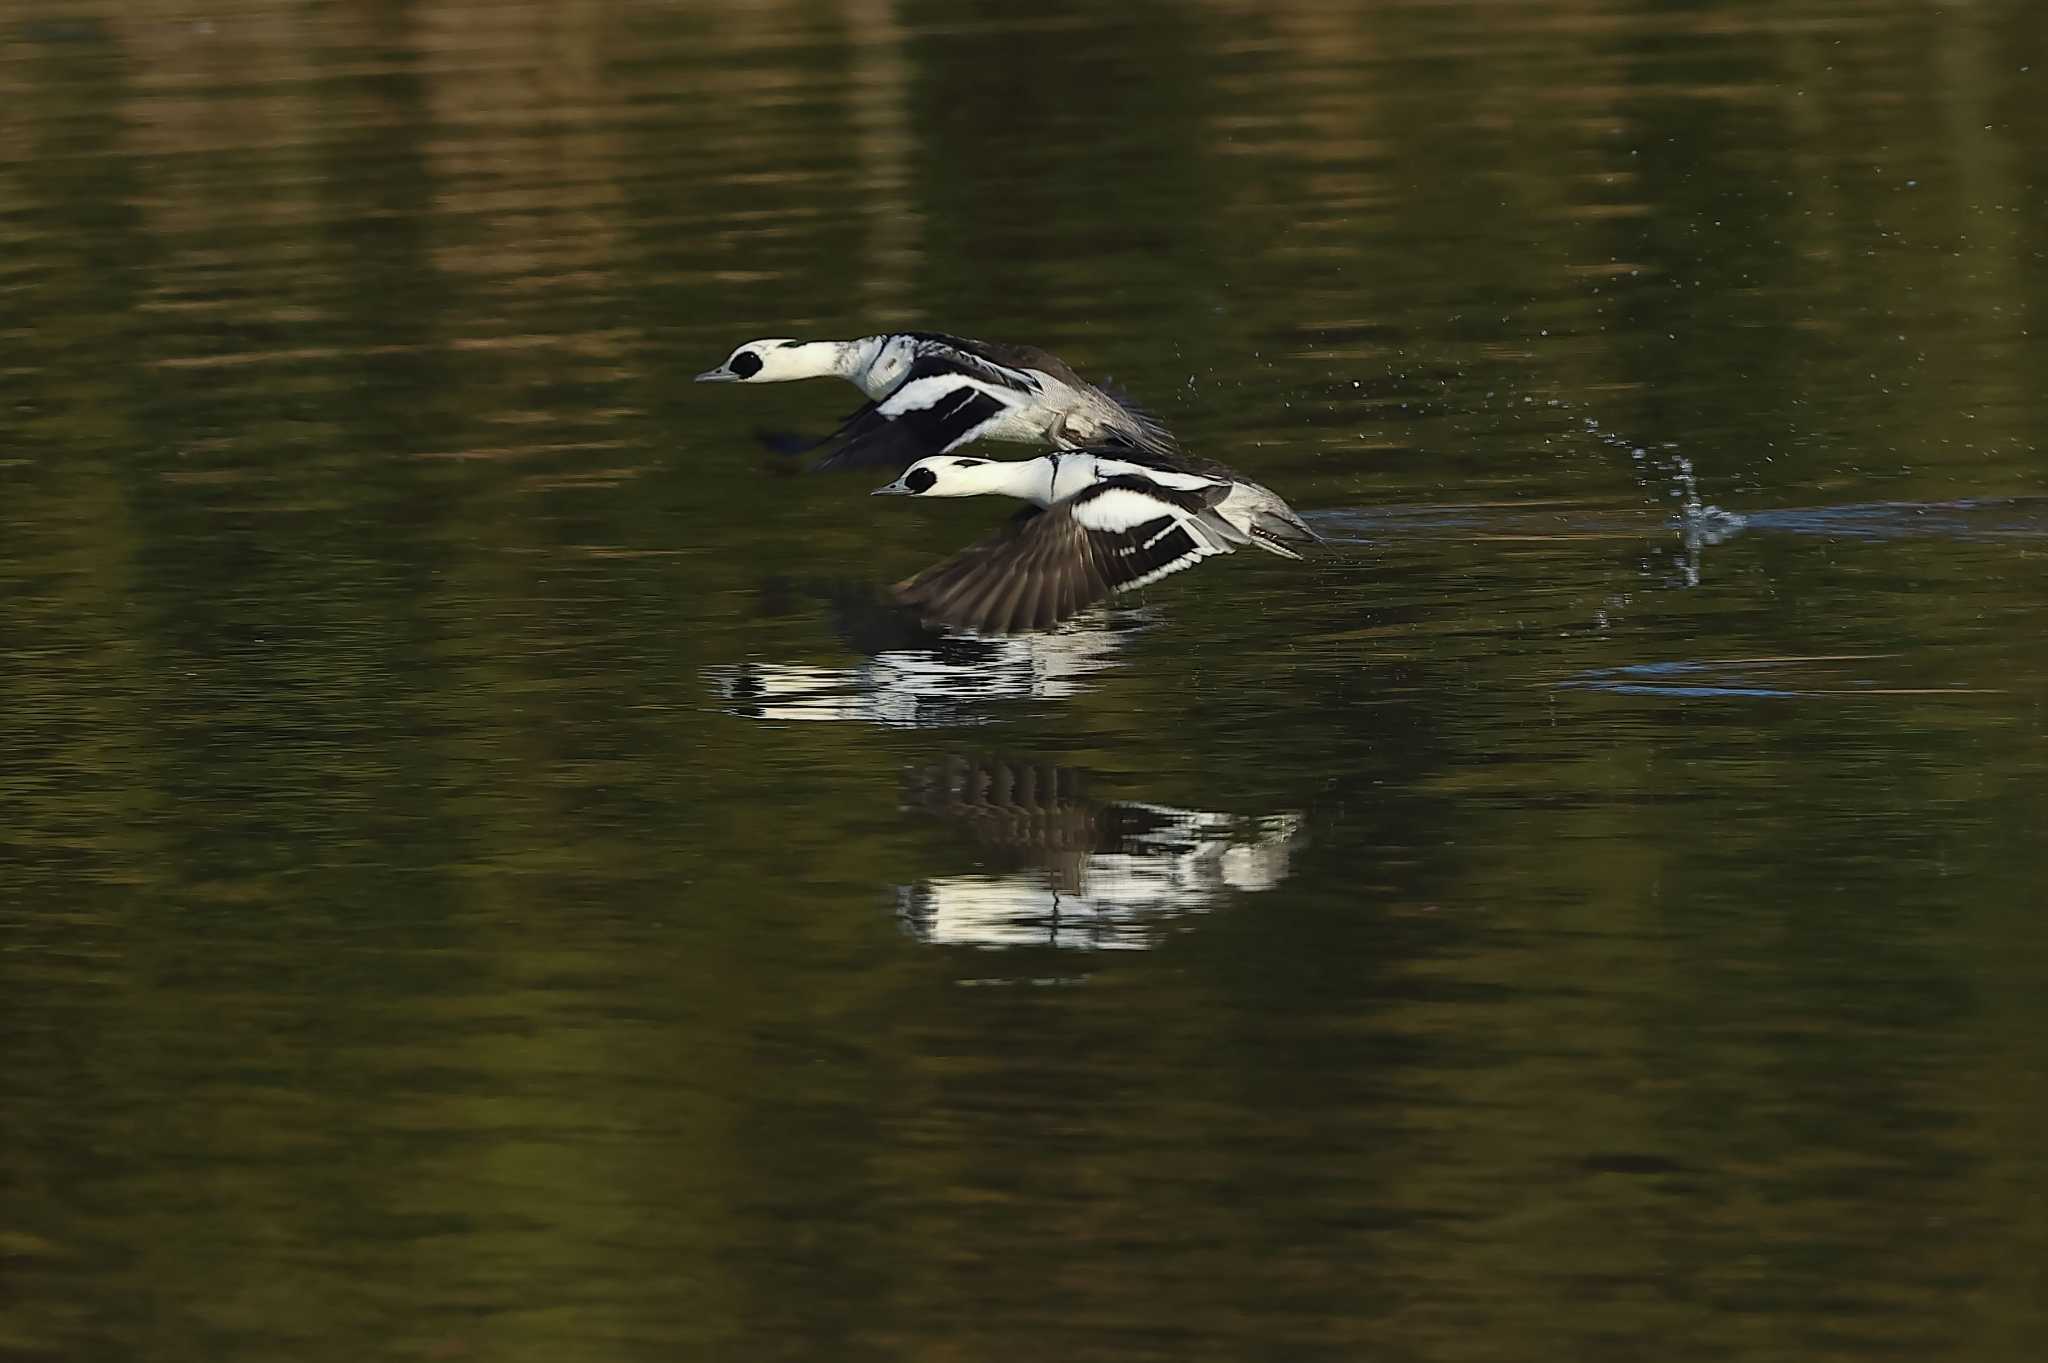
xmin=4 ymin=2 xmax=2046 ymax=1359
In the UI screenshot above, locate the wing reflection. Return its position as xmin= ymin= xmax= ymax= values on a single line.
xmin=896 ymin=757 xmax=1306 ymax=950
xmin=708 ymin=584 xmax=1148 ymax=726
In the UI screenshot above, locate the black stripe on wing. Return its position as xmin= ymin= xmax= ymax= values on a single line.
xmin=810 ymin=386 xmax=1009 ymax=472
xmin=893 ymin=478 xmax=1227 ymax=635
xmin=811 ymin=353 xmax=1025 ymax=472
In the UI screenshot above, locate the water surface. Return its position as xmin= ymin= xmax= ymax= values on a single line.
xmin=4 ymin=3 xmax=2046 ymax=1360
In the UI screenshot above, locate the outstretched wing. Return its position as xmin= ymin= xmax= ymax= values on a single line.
xmin=893 ymin=477 xmax=1237 ymax=634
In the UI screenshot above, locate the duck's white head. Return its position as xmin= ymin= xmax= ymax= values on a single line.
xmin=871 ymin=455 xmax=1047 ymax=501
xmin=695 ymin=338 xmax=850 ymax=383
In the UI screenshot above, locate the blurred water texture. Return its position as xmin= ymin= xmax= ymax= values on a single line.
xmin=3 ymin=2 xmax=2046 ymax=1360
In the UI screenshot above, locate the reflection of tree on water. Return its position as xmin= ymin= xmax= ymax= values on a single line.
xmin=895 ymin=757 xmax=1305 ymax=951
xmin=706 ymin=581 xmax=1149 ymax=726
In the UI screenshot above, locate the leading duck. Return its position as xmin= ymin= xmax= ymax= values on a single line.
xmin=695 ymin=330 xmax=1175 ymax=471
xmin=870 ymin=444 xmax=1317 ymax=635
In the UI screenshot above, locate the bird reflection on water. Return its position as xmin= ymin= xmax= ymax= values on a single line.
xmin=702 ymin=587 xmax=1308 ymax=949
xmin=894 ymin=757 xmax=1306 ymax=951
xmin=706 ymin=579 xmax=1150 ymax=726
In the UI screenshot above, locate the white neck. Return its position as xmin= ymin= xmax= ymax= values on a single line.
xmin=948 ymin=457 xmax=1059 ymax=506
xmin=774 ymin=340 xmax=864 ymax=382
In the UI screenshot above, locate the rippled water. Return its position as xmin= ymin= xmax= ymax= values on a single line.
xmin=5 ymin=3 xmax=2046 ymax=1360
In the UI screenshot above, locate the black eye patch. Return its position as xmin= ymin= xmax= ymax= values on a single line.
xmin=905 ymin=467 xmax=937 ymax=493
xmin=729 ymin=351 xmax=763 ymax=378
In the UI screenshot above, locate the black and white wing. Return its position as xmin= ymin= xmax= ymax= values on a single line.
xmin=927 ymin=334 xmax=1180 ymax=457
xmin=902 ymin=332 xmax=1051 ymax=393
xmin=811 ymin=351 xmax=1040 ymax=473
xmin=893 ymin=476 xmax=1241 ymax=634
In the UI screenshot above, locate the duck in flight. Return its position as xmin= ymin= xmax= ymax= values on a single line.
xmin=870 ymin=445 xmax=1317 ymax=634
xmin=694 ymin=331 xmax=1176 ymax=471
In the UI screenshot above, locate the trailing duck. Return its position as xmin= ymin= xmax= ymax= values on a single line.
xmin=695 ymin=331 xmax=1175 ymax=470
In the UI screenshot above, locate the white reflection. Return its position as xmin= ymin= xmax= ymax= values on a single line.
xmin=843 ymin=0 xmax=921 ymax=319
xmin=894 ymin=758 xmax=1306 ymax=950
xmin=707 ymin=614 xmax=1144 ymax=727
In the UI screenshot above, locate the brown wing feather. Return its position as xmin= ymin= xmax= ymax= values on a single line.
xmin=893 ymin=477 xmax=1226 ymax=635
xmin=895 ymin=508 xmax=1105 ymax=635
xmin=970 ymin=340 xmax=1087 ymax=389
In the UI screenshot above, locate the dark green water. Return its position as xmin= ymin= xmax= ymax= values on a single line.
xmin=4 ymin=3 xmax=2046 ymax=1359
